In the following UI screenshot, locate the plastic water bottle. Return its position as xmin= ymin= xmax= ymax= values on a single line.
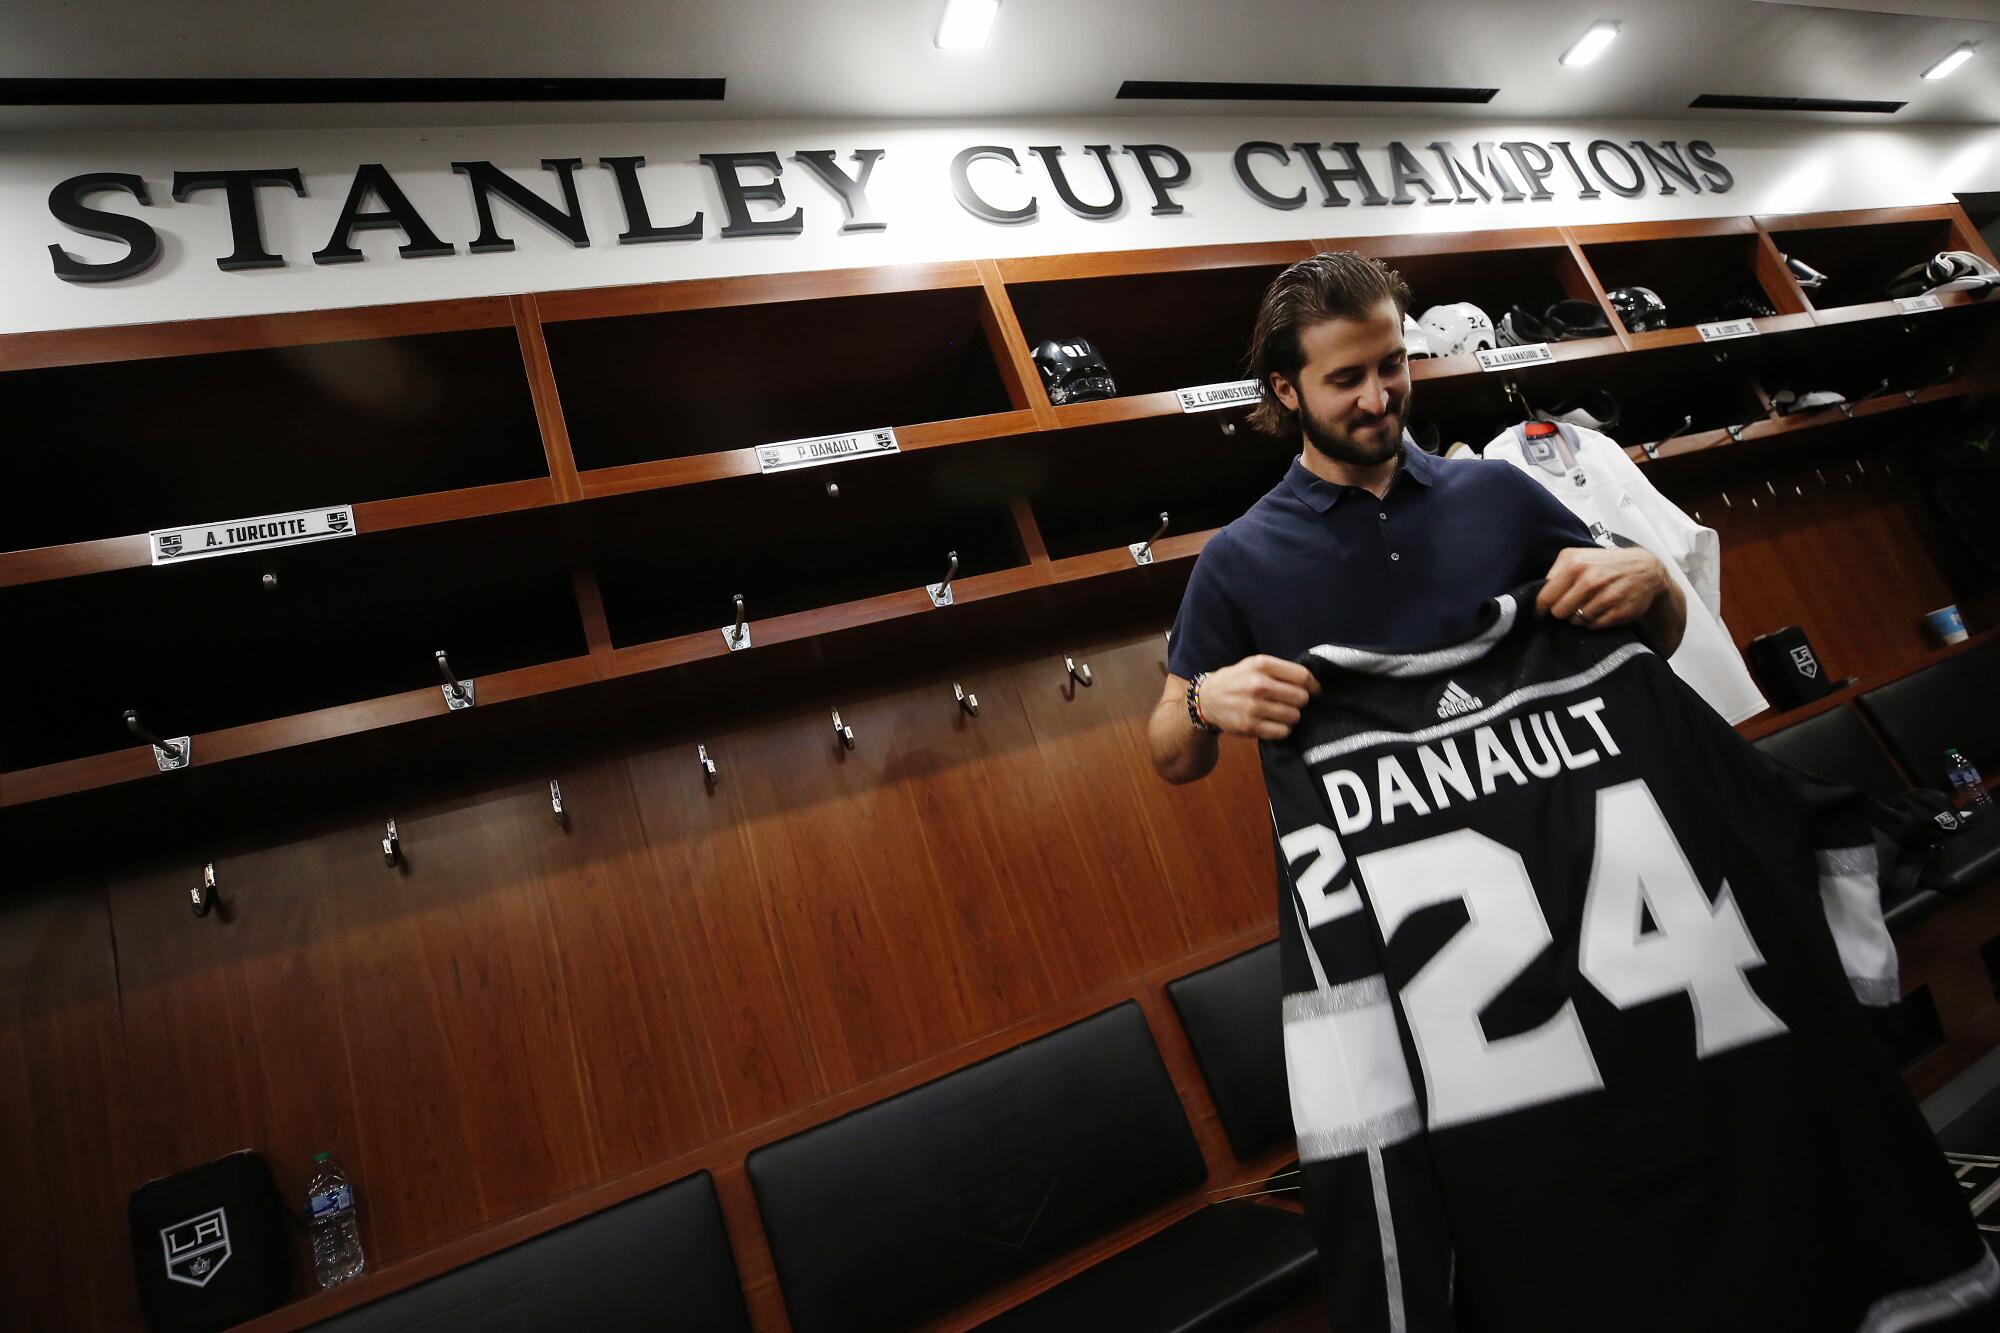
xmin=1947 ymin=749 xmax=1994 ymax=818
xmin=306 ymin=1151 xmax=365 ymax=1288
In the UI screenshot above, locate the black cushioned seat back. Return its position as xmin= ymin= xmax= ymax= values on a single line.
xmin=307 ymin=1171 xmax=749 ymax=1332
xmin=1165 ymin=942 xmax=1291 ymax=1161
xmin=1857 ymin=641 xmax=1999 ymax=790
xmin=1752 ymin=707 xmax=1910 ymax=804
xmin=746 ymin=1001 xmax=1207 ymax=1333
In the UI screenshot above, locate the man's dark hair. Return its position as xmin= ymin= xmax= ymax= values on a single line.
xmin=1244 ymin=250 xmax=1412 ymax=437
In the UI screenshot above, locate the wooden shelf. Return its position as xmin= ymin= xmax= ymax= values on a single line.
xmin=1622 ymin=378 xmax=1970 ymax=464
xmin=1734 ymin=625 xmax=1999 ymax=745
xmin=0 ymin=656 xmax=598 ymax=809
xmin=3 ymin=202 xmax=1990 ymax=809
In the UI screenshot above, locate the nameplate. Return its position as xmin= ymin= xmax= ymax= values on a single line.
xmin=1477 ymin=343 xmax=1554 ymax=372
xmin=151 ymin=505 xmax=355 ymax=566
xmin=1696 ymin=319 xmax=1760 ymax=342
xmin=757 ymin=427 xmax=900 ymax=474
xmin=1175 ymin=380 xmax=1261 ymax=413
xmin=1894 ymin=293 xmax=1944 ymax=314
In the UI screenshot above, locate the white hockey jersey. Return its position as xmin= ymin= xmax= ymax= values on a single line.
xmin=1484 ymin=421 xmax=1768 ymax=725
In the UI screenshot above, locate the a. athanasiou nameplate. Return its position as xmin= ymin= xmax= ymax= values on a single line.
xmin=151 ymin=505 xmax=355 ymax=566
xmin=1476 ymin=343 xmax=1554 ymax=372
xmin=756 ymin=427 xmax=900 ymax=474
xmin=1176 ymin=380 xmax=1261 ymax=413
xmin=1696 ymin=318 xmax=1760 ymax=342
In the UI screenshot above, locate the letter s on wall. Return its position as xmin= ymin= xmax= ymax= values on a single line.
xmin=48 ymin=173 xmax=162 ymax=283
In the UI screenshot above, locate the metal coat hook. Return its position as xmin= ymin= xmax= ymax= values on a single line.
xmin=1908 ymin=363 xmax=1959 ymax=401
xmin=723 ymin=594 xmax=752 ymax=651
xmin=1503 ymin=377 xmax=1534 ymax=422
xmin=1064 ymin=654 xmax=1094 ymax=688
xmin=550 ymin=779 xmax=567 ymax=825
xmin=954 ymin=682 xmax=979 ymax=717
xmin=831 ymin=709 xmax=856 ymax=749
xmin=1218 ymin=418 xmax=1237 ymax=437
xmin=1643 ymin=415 xmax=1694 ymax=459
xmin=1841 ymin=378 xmax=1891 ymax=418
xmin=382 ymin=819 xmax=400 ymax=866
xmin=261 ymin=569 xmax=279 ymax=592
xmin=192 ymin=864 xmax=217 ymax=919
xmin=698 ymin=744 xmax=718 ymax=785
xmin=1722 ymin=491 xmax=1733 ymax=509
xmin=927 ymin=551 xmax=959 ymax=608
xmin=1130 ymin=512 xmax=1169 ymax=567
xmin=824 ymin=475 xmax=841 ymax=500
xmin=124 ymin=710 xmax=191 ymax=771
xmin=436 ymin=650 xmax=475 ymax=709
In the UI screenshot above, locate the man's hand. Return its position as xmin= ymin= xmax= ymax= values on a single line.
xmin=1197 ymin=654 xmax=1323 ymax=740
xmin=1535 ymin=546 xmax=1686 ymax=654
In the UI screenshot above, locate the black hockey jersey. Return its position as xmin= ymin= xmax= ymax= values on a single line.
xmin=1264 ymin=584 xmax=1997 ymax=1332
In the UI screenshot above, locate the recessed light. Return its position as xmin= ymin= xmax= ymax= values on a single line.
xmin=1560 ymin=21 xmax=1621 ymax=67
xmin=936 ymin=0 xmax=999 ymax=50
xmin=1923 ymin=43 xmax=1975 ymax=81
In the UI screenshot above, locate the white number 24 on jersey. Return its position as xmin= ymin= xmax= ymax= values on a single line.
xmin=1330 ymin=778 xmax=1787 ymax=1129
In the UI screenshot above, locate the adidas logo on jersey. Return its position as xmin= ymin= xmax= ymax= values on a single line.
xmin=1436 ymin=681 xmax=1485 ymax=718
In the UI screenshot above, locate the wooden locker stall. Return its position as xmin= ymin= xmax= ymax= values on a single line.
xmin=2 ymin=202 xmax=1997 ymax=1330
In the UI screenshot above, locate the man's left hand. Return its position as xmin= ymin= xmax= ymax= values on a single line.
xmin=1535 ymin=546 xmax=1669 ymax=629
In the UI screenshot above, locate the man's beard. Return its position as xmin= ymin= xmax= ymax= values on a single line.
xmin=1300 ymin=397 xmax=1405 ymax=467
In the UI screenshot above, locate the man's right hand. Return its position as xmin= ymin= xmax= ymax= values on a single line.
xmin=1197 ymin=654 xmax=1322 ymax=739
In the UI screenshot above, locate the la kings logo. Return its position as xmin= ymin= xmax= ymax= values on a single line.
xmin=1435 ymin=680 xmax=1485 ymax=719
xmin=161 ymin=1207 xmax=230 ymax=1287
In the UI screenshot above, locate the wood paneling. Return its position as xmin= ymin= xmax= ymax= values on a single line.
xmin=0 ymin=886 xmax=138 ymax=1331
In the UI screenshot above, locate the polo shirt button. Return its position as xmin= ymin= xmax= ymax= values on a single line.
xmin=1390 ymin=552 xmax=1401 ymax=561
xmin=1379 ymin=512 xmax=1388 ymax=520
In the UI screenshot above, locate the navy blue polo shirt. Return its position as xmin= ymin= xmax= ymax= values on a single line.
xmin=1167 ymin=440 xmax=1595 ymax=678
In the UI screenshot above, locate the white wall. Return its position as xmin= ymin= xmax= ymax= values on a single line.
xmin=1 ymin=113 xmax=1997 ymax=336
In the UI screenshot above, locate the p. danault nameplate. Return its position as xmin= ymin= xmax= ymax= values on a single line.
xmin=756 ymin=428 xmax=900 ymax=474
xmin=151 ymin=506 xmax=355 ymax=566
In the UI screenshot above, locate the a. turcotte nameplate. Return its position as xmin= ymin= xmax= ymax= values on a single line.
xmin=150 ymin=505 xmax=355 ymax=566
xmin=756 ymin=427 xmax=900 ymax=474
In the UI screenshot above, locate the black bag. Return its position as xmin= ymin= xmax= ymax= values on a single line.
xmin=1747 ymin=626 xmax=1840 ymax=710
xmin=129 ymin=1150 xmax=290 ymax=1332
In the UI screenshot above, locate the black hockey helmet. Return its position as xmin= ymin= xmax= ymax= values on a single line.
xmin=1607 ymin=286 xmax=1669 ymax=333
xmin=1543 ymin=299 xmax=1612 ymax=341
xmin=1032 ymin=337 xmax=1117 ymax=405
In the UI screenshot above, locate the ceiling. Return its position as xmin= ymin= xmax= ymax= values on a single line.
xmin=0 ymin=0 xmax=1996 ymax=134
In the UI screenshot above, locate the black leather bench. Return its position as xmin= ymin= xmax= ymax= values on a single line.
xmin=1754 ymin=705 xmax=2000 ymax=909
xmin=1857 ymin=640 xmax=1999 ymax=791
xmin=1165 ymin=942 xmax=1292 ymax=1164
xmin=746 ymin=1001 xmax=1317 ymax=1333
xmin=306 ymin=1170 xmax=750 ymax=1331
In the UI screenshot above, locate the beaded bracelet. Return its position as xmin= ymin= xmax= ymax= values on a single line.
xmin=1186 ymin=671 xmax=1221 ymax=735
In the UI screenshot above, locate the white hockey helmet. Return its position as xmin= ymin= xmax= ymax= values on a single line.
xmin=1417 ymin=302 xmax=1496 ymax=357
xmin=1402 ymin=313 xmax=1436 ymax=359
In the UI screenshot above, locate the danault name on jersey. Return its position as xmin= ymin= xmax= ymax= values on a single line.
xmin=1314 ymin=696 xmax=1619 ymax=836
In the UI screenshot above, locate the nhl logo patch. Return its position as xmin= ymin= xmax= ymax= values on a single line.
xmin=325 ymin=509 xmax=351 ymax=533
xmin=157 ymin=533 xmax=183 ymax=558
xmin=1790 ymin=645 xmax=1819 ymax=679
xmin=161 ymin=1207 xmax=231 ymax=1287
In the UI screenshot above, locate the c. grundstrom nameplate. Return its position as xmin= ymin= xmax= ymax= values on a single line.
xmin=150 ymin=505 xmax=355 ymax=566
xmin=1477 ymin=343 xmax=1554 ymax=372
xmin=1696 ymin=318 xmax=1761 ymax=342
xmin=1175 ymin=380 xmax=1261 ymax=413
xmin=756 ymin=427 xmax=900 ymax=474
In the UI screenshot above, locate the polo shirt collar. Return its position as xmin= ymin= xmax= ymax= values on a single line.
xmin=1284 ymin=431 xmax=1434 ymax=514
